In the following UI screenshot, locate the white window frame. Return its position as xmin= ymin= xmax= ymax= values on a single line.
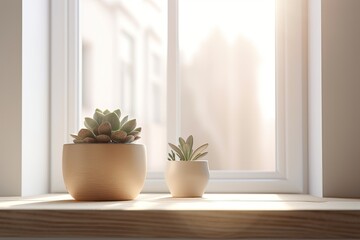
xmin=51 ymin=0 xmax=307 ymax=193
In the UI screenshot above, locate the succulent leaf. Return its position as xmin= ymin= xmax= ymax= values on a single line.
xmin=103 ymin=112 xmax=120 ymax=131
xmin=186 ymin=135 xmax=194 ymax=152
xmin=111 ymin=130 xmax=127 ymax=142
xmin=84 ymin=117 xmax=99 ymax=132
xmin=93 ymin=111 xmax=105 ymax=125
xmin=77 ymin=128 xmax=95 ymax=139
xmin=114 ymin=109 xmax=121 ymax=118
xmin=125 ymin=135 xmax=135 ymax=143
xmin=72 ymin=108 xmax=141 ymax=144
xmin=168 ymin=143 xmax=185 ymax=160
xmin=96 ymin=134 xmax=111 ymax=143
xmin=193 ymin=151 xmax=208 ymax=160
xmin=183 ymin=143 xmax=191 ymax=160
xmin=83 ymin=137 xmax=96 ymax=143
xmin=190 ymin=143 xmax=209 ymax=160
xmin=128 ymin=130 xmax=140 ymax=137
xmin=120 ymin=115 xmax=129 ymax=128
xmin=167 ymin=136 xmax=208 ymax=161
xmin=179 ymin=137 xmax=186 ymax=149
xmin=167 ymin=150 xmax=176 ymax=161
xmin=121 ymin=119 xmax=137 ymax=133
xmin=98 ymin=121 xmax=112 ymax=136
xmin=70 ymin=134 xmax=80 ymax=140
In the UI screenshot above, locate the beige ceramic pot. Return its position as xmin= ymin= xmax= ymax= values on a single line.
xmin=63 ymin=143 xmax=146 ymax=201
xmin=165 ymin=160 xmax=209 ymax=198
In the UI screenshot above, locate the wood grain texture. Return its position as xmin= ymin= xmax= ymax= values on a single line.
xmin=1 ymin=210 xmax=360 ymax=238
xmin=1 ymin=194 xmax=360 ymax=238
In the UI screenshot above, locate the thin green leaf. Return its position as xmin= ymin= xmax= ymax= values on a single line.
xmin=103 ymin=109 xmax=111 ymax=115
xmin=179 ymin=137 xmax=186 ymax=149
xmin=190 ymin=143 xmax=209 ymax=160
xmin=168 ymin=143 xmax=185 ymax=160
xmin=186 ymin=135 xmax=193 ymax=152
xmin=168 ymin=150 xmax=176 ymax=160
xmin=183 ymin=143 xmax=191 ymax=160
xmin=193 ymin=151 xmax=208 ymax=160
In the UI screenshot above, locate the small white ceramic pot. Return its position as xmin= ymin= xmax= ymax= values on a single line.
xmin=165 ymin=160 xmax=209 ymax=198
xmin=63 ymin=143 xmax=146 ymax=201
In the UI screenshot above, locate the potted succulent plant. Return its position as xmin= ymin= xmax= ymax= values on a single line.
xmin=166 ymin=135 xmax=209 ymax=198
xmin=62 ymin=108 xmax=146 ymax=201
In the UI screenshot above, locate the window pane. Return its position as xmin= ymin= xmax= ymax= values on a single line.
xmin=179 ymin=0 xmax=276 ymax=171
xmin=80 ymin=0 xmax=167 ymax=171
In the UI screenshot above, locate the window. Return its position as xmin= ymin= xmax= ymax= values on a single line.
xmin=179 ymin=0 xmax=276 ymax=171
xmin=51 ymin=0 xmax=306 ymax=193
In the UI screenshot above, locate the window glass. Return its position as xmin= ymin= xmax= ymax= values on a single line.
xmin=80 ymin=0 xmax=168 ymax=171
xmin=179 ymin=0 xmax=276 ymax=171
xmin=81 ymin=0 xmax=276 ymax=172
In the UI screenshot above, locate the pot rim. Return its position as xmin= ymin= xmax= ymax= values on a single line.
xmin=63 ymin=143 xmax=145 ymax=147
xmin=167 ymin=160 xmax=208 ymax=163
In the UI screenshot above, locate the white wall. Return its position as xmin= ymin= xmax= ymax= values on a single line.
xmin=0 ymin=0 xmax=50 ymax=196
xmin=0 ymin=0 xmax=22 ymax=196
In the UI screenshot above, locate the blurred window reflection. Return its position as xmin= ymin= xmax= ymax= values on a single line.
xmin=179 ymin=0 xmax=276 ymax=171
xmin=80 ymin=0 xmax=168 ymax=171
xmin=80 ymin=0 xmax=276 ymax=172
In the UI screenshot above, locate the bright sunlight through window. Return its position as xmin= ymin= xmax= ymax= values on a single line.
xmin=80 ymin=0 xmax=276 ymax=172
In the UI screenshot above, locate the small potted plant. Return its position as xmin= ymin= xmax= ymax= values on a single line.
xmin=62 ymin=108 xmax=146 ymax=201
xmin=166 ymin=135 xmax=209 ymax=198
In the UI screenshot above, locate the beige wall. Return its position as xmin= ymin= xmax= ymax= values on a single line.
xmin=1 ymin=0 xmax=360 ymax=197
xmin=0 ymin=0 xmax=50 ymax=196
xmin=0 ymin=0 xmax=22 ymax=196
xmin=309 ymin=0 xmax=360 ymax=197
xmin=321 ymin=0 xmax=360 ymax=197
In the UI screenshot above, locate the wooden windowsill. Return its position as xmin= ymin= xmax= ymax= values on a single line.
xmin=1 ymin=194 xmax=360 ymax=238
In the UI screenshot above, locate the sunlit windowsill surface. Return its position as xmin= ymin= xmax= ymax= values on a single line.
xmin=1 ymin=194 xmax=360 ymax=238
